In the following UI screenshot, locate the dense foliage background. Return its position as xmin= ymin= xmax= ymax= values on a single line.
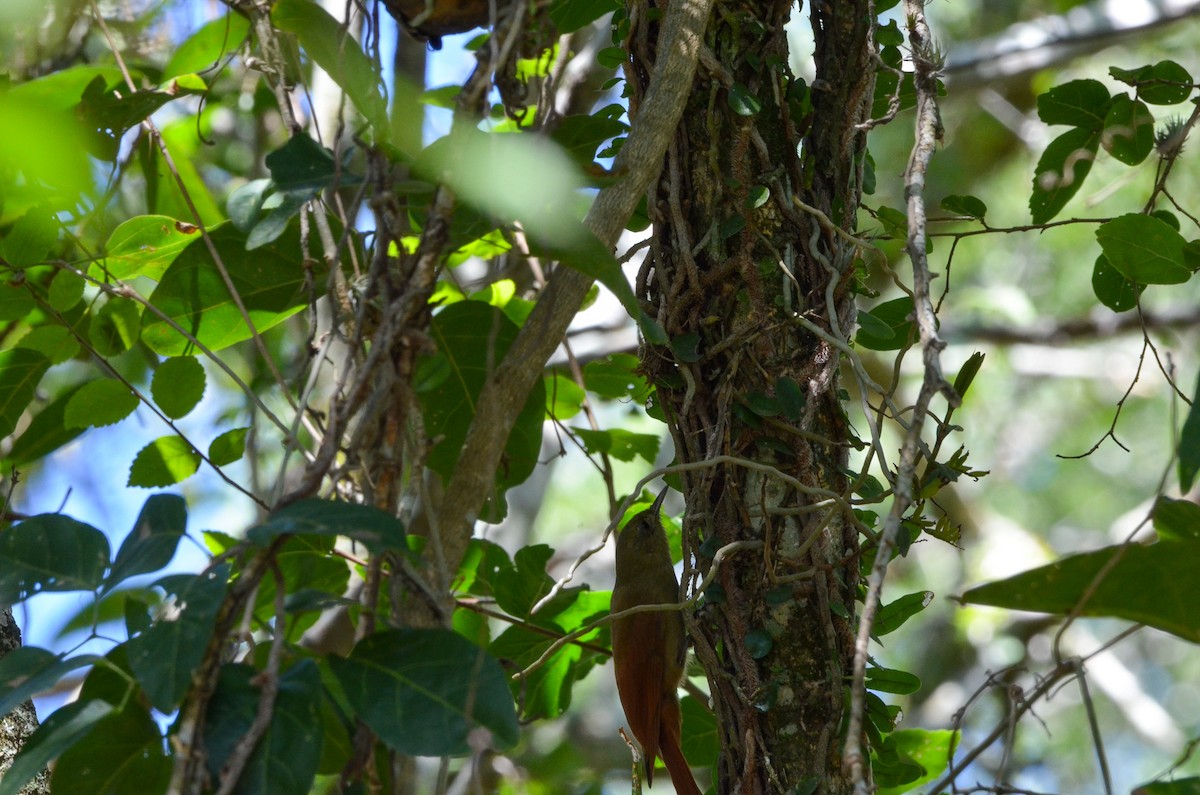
xmin=1 ymin=1 xmax=1199 ymax=793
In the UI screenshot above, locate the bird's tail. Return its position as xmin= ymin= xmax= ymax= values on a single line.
xmin=658 ymin=700 xmax=703 ymax=795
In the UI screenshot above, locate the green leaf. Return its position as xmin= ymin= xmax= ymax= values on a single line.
xmin=545 ymin=373 xmax=585 ymax=420
xmin=420 ymin=302 xmax=546 ymax=521
xmin=1096 ymin=213 xmax=1191 ymax=285
xmin=88 ymin=297 xmax=142 ymax=355
xmin=0 ymin=514 xmax=110 ymax=604
xmin=866 ymin=667 xmax=921 ymax=695
xmin=1091 ymin=254 xmax=1143 ymax=312
xmin=961 ymin=541 xmax=1200 ymax=642
xmin=51 ymin=701 xmax=170 ymax=795
xmin=2 ymin=205 xmax=59 ymax=267
xmin=493 ymin=544 xmax=558 ymax=618
xmin=572 ymin=427 xmax=660 ymax=464
xmin=272 ymin=0 xmax=387 ymax=133
xmin=247 ymin=498 xmax=406 ymax=553
xmin=103 ymin=215 xmax=201 ymax=281
xmin=328 ymin=629 xmax=519 ymax=756
xmin=745 ymin=629 xmax=773 ymax=659
xmin=204 ymin=662 xmax=322 ymax=795
xmin=105 ymin=494 xmax=188 ymax=590
xmin=47 ymin=270 xmax=84 ymax=311
xmin=939 ymin=194 xmax=987 ymax=219
xmin=680 ymin=694 xmax=719 ymax=768
xmin=550 ymin=112 xmax=628 ymax=170
xmin=1132 ymin=778 xmax=1200 ymax=794
xmin=1101 ymin=95 xmax=1155 ymax=165
xmin=952 ymin=352 xmax=985 ymax=400
xmin=141 ymin=223 xmax=319 ymax=356
xmin=152 ymin=356 xmax=206 ymax=419
xmin=75 ymin=77 xmax=181 ymax=161
xmin=549 ymin=0 xmax=621 ymax=33
xmin=0 ymin=648 xmax=101 ymax=718
xmin=265 ymin=133 xmax=356 ymax=192
xmin=63 ymin=379 xmax=138 ymax=429
xmin=125 ymin=567 xmax=229 ymax=711
xmin=1036 ymin=79 xmax=1111 ymax=128
xmin=1029 ymin=126 xmax=1100 ymax=224
xmin=583 ymin=353 xmax=650 ymax=401
xmin=489 ymin=624 xmax=584 ymax=720
xmin=1180 ymin=369 xmax=1200 ymax=492
xmin=874 ymin=591 xmax=933 ymax=636
xmin=856 ymin=297 xmax=915 ymax=351
xmin=776 ymin=376 xmax=805 ymax=420
xmin=162 ymin=12 xmax=251 ymax=80
xmin=227 ymin=179 xmax=273 ymax=232
xmin=0 ymin=282 xmax=35 ymax=322
xmin=4 ymin=384 xmax=86 ymax=467
xmin=128 ymin=436 xmax=202 ymax=487
xmin=16 ymin=324 xmax=80 ymax=364
xmin=728 ymin=82 xmax=763 ymax=116
xmin=0 ymin=699 xmax=115 ymax=795
xmin=1153 ymin=496 xmax=1200 ymax=542
xmin=1112 ymin=60 xmax=1194 ymax=105
xmin=876 ymin=729 xmax=958 ymax=795
xmin=208 ymin=427 xmax=249 ymax=466
xmin=0 ymin=348 xmax=50 ymax=439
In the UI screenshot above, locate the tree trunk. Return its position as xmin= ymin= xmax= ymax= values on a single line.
xmin=638 ymin=2 xmax=875 ymax=791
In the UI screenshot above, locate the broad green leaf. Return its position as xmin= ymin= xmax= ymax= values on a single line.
xmin=455 ymin=538 xmax=513 ymax=598
xmin=939 ymin=194 xmax=988 ymax=220
xmin=1091 ymin=254 xmax=1143 ymax=312
xmin=125 ymin=567 xmax=229 ymax=712
xmin=47 ymin=270 xmax=84 ymax=311
xmin=961 ymin=541 xmax=1200 ymax=642
xmin=1029 ymin=127 xmax=1100 ymax=224
xmin=51 ymin=702 xmax=170 ymax=795
xmin=0 ymin=699 xmax=115 ymax=795
xmin=0 ymin=282 xmax=35 ymax=322
xmin=1133 ymin=778 xmax=1200 ymax=794
xmin=4 ymin=383 xmax=86 ymax=466
xmin=866 ymin=667 xmax=921 ymax=695
xmin=251 ymin=537 xmax=349 ymax=636
xmin=1102 ymin=96 xmax=1155 ymax=165
xmin=550 ymin=112 xmax=628 ymax=170
xmin=549 ymin=0 xmax=620 ymax=33
xmin=856 ymin=296 xmax=915 ymax=351
xmin=247 ymin=498 xmax=406 ymax=553
xmin=328 ymin=629 xmax=519 ymax=756
xmin=105 ymin=494 xmax=188 ymax=590
xmin=0 ymin=648 xmax=101 ymax=718
xmin=876 ymin=729 xmax=958 ymax=795
xmin=1153 ymin=496 xmax=1200 ymax=542
xmin=572 ymin=427 xmax=660 ymax=463
xmin=776 ymin=376 xmax=805 ymax=420
xmin=728 ymin=82 xmax=763 ymax=116
xmin=63 ymin=379 xmax=138 ymax=429
xmin=874 ymin=591 xmax=933 ymax=636
xmin=204 ymin=662 xmax=322 ymax=795
xmin=162 ymin=12 xmax=252 ymax=80
xmin=103 ymin=215 xmax=201 ymax=280
xmin=141 ymin=223 xmax=318 ymax=356
xmin=265 ymin=133 xmax=359 ymax=192
xmin=0 ymin=348 xmax=50 ymax=439
xmin=88 ymin=297 xmax=142 ymax=355
xmin=1036 ymin=79 xmax=1111 ymax=128
xmin=1096 ymin=213 xmax=1191 ymax=285
xmin=420 ymin=302 xmax=546 ymax=521
xmin=493 ymin=544 xmax=558 ymax=618
xmin=583 ymin=353 xmax=650 ymax=401
xmin=0 ymin=514 xmax=110 ymax=604
xmin=680 ymin=694 xmax=719 ymax=768
xmin=1 ymin=205 xmax=58 ymax=267
xmin=74 ymin=76 xmax=181 ymax=161
xmin=1111 ymin=60 xmax=1194 ymax=105
xmin=0 ymin=88 xmax=94 ymax=203
xmin=272 ymin=0 xmax=387 ymax=133
xmin=545 ymin=373 xmax=585 ymax=420
xmin=227 ymin=179 xmax=273 ymax=232
xmin=16 ymin=324 xmax=80 ymax=363
xmin=152 ymin=356 xmax=206 ymax=418
xmin=208 ymin=427 xmax=249 ymax=466
xmin=489 ymin=624 xmax=583 ymax=720
xmin=953 ymin=352 xmax=985 ymax=399
xmin=1180 ymin=369 xmax=1200 ymax=492
xmin=128 ymin=435 xmax=202 ymax=487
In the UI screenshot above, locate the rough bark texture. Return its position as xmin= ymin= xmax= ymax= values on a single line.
xmin=0 ymin=609 xmax=50 ymax=795
xmin=635 ymin=1 xmax=875 ymax=791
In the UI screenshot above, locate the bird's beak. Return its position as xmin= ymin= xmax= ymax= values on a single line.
xmin=651 ymin=486 xmax=670 ymax=516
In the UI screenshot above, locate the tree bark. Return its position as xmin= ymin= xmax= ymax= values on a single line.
xmin=638 ymin=1 xmax=875 ymax=791
xmin=0 ymin=609 xmax=49 ymax=795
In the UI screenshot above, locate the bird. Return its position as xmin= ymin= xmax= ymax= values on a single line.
xmin=611 ymin=489 xmax=704 ymax=795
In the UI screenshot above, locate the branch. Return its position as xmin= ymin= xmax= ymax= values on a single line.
xmin=432 ymin=0 xmax=715 ymax=574
xmin=943 ymin=305 xmax=1200 ymax=345
xmin=945 ymin=0 xmax=1200 ymax=88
